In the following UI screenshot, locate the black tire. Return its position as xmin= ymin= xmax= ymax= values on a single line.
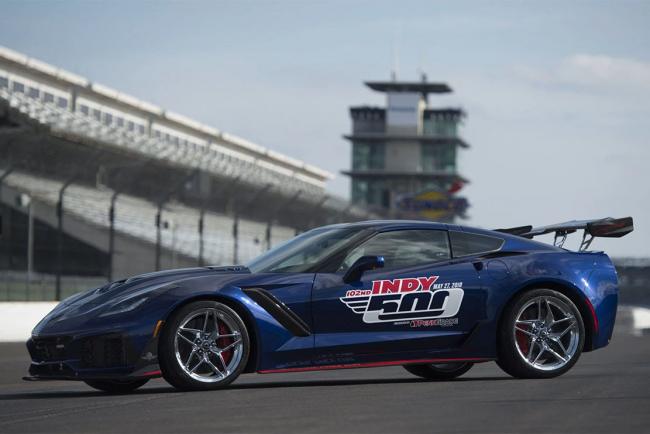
xmin=496 ymin=288 xmax=585 ymax=379
xmin=404 ymin=362 xmax=473 ymax=380
xmin=159 ymin=300 xmax=250 ymax=391
xmin=84 ymin=379 xmax=149 ymax=394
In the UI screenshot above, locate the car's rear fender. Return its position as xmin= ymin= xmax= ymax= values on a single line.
xmin=493 ymin=251 xmax=618 ymax=352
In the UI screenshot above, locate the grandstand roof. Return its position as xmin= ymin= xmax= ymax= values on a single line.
xmin=0 ymin=46 xmax=333 ymax=184
xmin=365 ymin=81 xmax=452 ymax=94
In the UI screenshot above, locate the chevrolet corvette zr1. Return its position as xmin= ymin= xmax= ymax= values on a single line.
xmin=25 ymin=218 xmax=632 ymax=392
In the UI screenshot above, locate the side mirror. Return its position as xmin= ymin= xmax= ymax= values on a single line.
xmin=343 ymin=255 xmax=385 ymax=283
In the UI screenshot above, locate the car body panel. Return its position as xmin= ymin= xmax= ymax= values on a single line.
xmin=311 ymin=260 xmax=485 ymax=363
xmin=26 ymin=220 xmax=620 ymax=380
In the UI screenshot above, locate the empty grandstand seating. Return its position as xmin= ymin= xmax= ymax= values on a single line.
xmin=0 ymin=46 xmax=379 ymax=300
xmin=0 ymin=79 xmax=326 ymax=199
xmin=2 ymin=171 xmax=292 ymax=266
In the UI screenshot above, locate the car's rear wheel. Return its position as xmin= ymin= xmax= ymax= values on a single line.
xmin=84 ymin=379 xmax=149 ymax=394
xmin=159 ymin=300 xmax=250 ymax=391
xmin=497 ymin=289 xmax=585 ymax=379
xmin=403 ymin=362 xmax=473 ymax=380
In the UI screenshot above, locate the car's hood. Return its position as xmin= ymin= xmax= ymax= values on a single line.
xmin=64 ymin=266 xmax=251 ymax=307
xmin=33 ymin=266 xmax=252 ymax=335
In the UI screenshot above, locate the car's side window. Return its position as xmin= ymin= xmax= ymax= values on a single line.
xmin=449 ymin=231 xmax=504 ymax=257
xmin=338 ymin=229 xmax=450 ymax=271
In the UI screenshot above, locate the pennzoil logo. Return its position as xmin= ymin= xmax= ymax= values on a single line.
xmin=340 ymin=276 xmax=464 ymax=324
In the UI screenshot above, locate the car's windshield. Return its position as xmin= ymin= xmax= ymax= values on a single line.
xmin=247 ymin=226 xmax=363 ymax=273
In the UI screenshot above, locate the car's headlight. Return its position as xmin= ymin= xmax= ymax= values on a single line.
xmin=98 ymin=296 xmax=149 ymax=317
xmin=97 ymin=281 xmax=174 ymax=317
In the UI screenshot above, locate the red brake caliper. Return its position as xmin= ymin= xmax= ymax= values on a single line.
xmin=217 ymin=321 xmax=234 ymax=365
xmin=516 ymin=326 xmax=530 ymax=355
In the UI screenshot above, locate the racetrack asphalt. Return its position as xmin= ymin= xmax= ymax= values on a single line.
xmin=0 ymin=310 xmax=648 ymax=434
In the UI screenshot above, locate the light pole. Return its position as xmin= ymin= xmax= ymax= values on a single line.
xmin=155 ymin=169 xmax=199 ymax=271
xmin=100 ymin=157 xmax=156 ymax=282
xmin=304 ymin=194 xmax=329 ymax=231
xmin=232 ymin=183 xmax=272 ymax=263
xmin=16 ymin=193 xmax=33 ymax=298
xmin=198 ymin=174 xmax=243 ymax=267
xmin=0 ymin=161 xmax=16 ymax=300
xmin=170 ymin=219 xmax=177 ymax=269
xmin=55 ymin=149 xmax=104 ymax=300
xmin=266 ymin=189 xmax=302 ymax=248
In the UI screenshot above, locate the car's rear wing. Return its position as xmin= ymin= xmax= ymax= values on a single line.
xmin=495 ymin=217 xmax=634 ymax=251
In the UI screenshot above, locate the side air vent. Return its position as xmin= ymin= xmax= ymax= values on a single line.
xmin=242 ymin=288 xmax=311 ymax=337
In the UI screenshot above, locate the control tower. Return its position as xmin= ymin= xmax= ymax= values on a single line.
xmin=342 ymin=75 xmax=469 ymax=221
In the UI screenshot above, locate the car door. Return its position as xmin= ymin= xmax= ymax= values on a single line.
xmin=311 ymin=229 xmax=486 ymax=365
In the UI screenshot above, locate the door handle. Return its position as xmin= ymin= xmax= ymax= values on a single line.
xmin=472 ymin=261 xmax=484 ymax=271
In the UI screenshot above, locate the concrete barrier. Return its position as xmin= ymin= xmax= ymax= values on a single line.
xmin=0 ymin=302 xmax=57 ymax=342
xmin=631 ymin=305 xmax=650 ymax=336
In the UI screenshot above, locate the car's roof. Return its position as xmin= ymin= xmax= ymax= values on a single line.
xmin=323 ymin=220 xmax=449 ymax=231
xmin=323 ymin=220 xmax=561 ymax=253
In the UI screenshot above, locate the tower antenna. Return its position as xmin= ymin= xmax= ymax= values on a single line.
xmin=391 ymin=22 xmax=402 ymax=81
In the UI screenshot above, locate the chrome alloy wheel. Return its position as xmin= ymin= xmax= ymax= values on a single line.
xmin=174 ymin=307 xmax=244 ymax=383
xmin=513 ymin=296 xmax=580 ymax=371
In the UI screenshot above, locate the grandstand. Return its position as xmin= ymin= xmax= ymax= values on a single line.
xmin=0 ymin=46 xmax=377 ymax=300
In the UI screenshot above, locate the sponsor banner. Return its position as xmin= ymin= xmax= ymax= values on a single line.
xmin=396 ymin=190 xmax=468 ymax=220
xmin=340 ymin=276 xmax=464 ymax=325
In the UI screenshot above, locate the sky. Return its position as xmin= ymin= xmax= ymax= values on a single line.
xmin=0 ymin=0 xmax=648 ymax=257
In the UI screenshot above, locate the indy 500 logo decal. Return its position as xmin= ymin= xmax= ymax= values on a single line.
xmin=340 ymin=276 xmax=464 ymax=324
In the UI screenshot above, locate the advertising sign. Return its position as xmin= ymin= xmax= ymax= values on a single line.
xmin=396 ymin=190 xmax=468 ymax=220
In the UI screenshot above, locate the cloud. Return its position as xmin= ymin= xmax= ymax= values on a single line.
xmin=516 ymin=54 xmax=650 ymax=92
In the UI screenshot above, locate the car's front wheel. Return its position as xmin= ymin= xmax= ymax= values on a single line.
xmin=159 ymin=300 xmax=250 ymax=391
xmin=403 ymin=362 xmax=473 ymax=380
xmin=497 ymin=289 xmax=585 ymax=379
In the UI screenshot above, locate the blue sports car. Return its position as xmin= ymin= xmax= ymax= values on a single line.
xmin=25 ymin=217 xmax=633 ymax=392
